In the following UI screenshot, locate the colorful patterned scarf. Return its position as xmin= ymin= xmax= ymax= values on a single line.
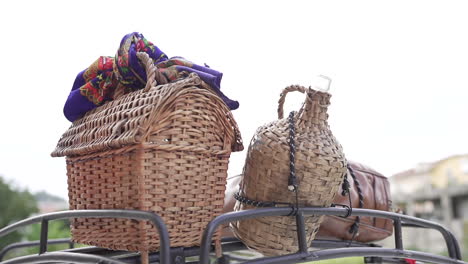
xmin=64 ymin=32 xmax=238 ymax=122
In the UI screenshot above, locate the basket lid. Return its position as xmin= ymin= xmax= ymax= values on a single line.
xmin=51 ymin=74 xmax=243 ymax=157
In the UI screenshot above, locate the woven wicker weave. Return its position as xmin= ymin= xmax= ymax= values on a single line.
xmin=51 ymin=54 xmax=243 ymax=252
xmin=232 ymin=85 xmax=346 ymax=256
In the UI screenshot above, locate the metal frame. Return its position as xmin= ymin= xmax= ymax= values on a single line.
xmin=200 ymin=207 xmax=464 ymax=264
xmin=0 ymin=210 xmax=171 ymax=264
xmin=0 ymin=238 xmax=74 ymax=261
xmin=0 ymin=208 xmax=466 ymax=264
xmin=15 ymin=237 xmax=388 ymax=263
xmin=1 ymin=251 xmax=127 ymax=264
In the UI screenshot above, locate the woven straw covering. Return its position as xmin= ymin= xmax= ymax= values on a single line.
xmin=52 ymin=69 xmax=243 ymax=251
xmin=232 ymin=85 xmax=346 ymax=256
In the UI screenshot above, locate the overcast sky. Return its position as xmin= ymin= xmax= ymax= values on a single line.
xmin=1 ymin=0 xmax=467 ymax=199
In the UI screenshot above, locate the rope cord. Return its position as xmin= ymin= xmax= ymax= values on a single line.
xmin=341 ymin=172 xmax=351 ymax=196
xmin=288 ymin=111 xmax=297 ymax=191
xmin=337 ymin=168 xmax=353 ymax=218
xmin=343 ymin=165 xmax=364 ymax=246
xmin=233 ymin=192 xmax=292 ymax=207
xmin=287 ymin=111 xmax=300 ymax=216
xmin=336 ymin=164 xmax=364 ymax=246
xmin=347 ymin=165 xmax=363 ymax=233
xmin=235 ymin=111 xmax=300 ymax=216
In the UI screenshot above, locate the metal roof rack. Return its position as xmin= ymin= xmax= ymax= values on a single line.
xmin=0 ymin=208 xmax=465 ymax=264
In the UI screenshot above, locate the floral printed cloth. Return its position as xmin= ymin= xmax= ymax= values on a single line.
xmin=64 ymin=32 xmax=239 ymax=122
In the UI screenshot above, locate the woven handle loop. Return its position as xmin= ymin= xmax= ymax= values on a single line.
xmin=136 ymin=52 xmax=169 ymax=92
xmin=277 ymin=85 xmax=312 ymax=119
xmin=137 ymin=53 xmax=243 ymax=152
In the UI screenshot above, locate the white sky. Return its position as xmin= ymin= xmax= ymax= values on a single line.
xmin=1 ymin=0 xmax=467 ymax=199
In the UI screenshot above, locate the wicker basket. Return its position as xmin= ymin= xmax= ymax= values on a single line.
xmin=51 ymin=55 xmax=243 ymax=252
xmin=232 ymin=85 xmax=346 ymax=256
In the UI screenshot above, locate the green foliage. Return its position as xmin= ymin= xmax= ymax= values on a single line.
xmin=0 ymin=176 xmax=38 ymax=250
xmin=26 ymin=220 xmax=71 ymax=246
xmin=0 ymin=176 xmax=72 ymax=260
xmin=24 ymin=220 xmax=71 ymax=254
xmin=2 ymin=220 xmax=72 ymax=260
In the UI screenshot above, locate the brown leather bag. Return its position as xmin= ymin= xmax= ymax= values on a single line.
xmin=316 ymin=161 xmax=393 ymax=242
xmin=222 ymin=161 xmax=393 ymax=242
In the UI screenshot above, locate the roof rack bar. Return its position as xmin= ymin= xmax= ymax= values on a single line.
xmin=200 ymin=207 xmax=293 ymax=264
xmin=301 ymin=207 xmax=461 ymax=260
xmin=295 ymin=211 xmax=308 ymax=254
xmin=393 ymin=218 xmax=403 ymax=250
xmin=0 ymin=251 xmax=126 ymax=264
xmin=0 ymin=238 xmax=73 ymax=261
xmin=0 ymin=210 xmax=171 ymax=264
xmin=310 ymin=239 xmax=380 ymax=249
xmin=39 ymin=219 xmax=48 ymax=254
xmin=241 ymin=247 xmax=465 ymax=264
xmin=200 ymin=207 xmax=462 ymax=264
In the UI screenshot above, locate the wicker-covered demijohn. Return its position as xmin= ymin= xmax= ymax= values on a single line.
xmin=51 ymin=56 xmax=243 ymax=252
xmin=232 ymin=85 xmax=346 ymax=256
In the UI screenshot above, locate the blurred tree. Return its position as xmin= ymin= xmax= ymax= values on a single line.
xmin=0 ymin=176 xmax=38 ymax=250
xmin=26 ymin=220 xmax=70 ymax=241
xmin=24 ymin=220 xmax=71 ymax=254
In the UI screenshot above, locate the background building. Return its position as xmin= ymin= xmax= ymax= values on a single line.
xmin=386 ymin=154 xmax=468 ymax=256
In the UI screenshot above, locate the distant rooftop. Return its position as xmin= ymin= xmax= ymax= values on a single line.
xmin=391 ymin=154 xmax=468 ymax=179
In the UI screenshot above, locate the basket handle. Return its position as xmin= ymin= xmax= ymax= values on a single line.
xmin=136 ymin=52 xmax=169 ymax=92
xmin=113 ymin=52 xmax=168 ymax=100
xmin=136 ymin=54 xmax=244 ymax=153
xmin=277 ymin=85 xmax=311 ymax=119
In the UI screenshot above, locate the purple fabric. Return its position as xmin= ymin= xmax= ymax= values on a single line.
xmin=174 ymin=65 xmax=238 ymax=110
xmin=64 ymin=70 xmax=98 ymax=122
xmin=63 ymin=32 xmax=239 ymax=122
